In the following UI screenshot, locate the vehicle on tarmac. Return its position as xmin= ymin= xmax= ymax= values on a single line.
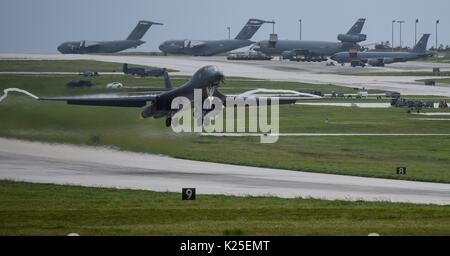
xmin=227 ymin=51 xmax=272 ymax=61
xmin=106 ymin=82 xmax=124 ymax=89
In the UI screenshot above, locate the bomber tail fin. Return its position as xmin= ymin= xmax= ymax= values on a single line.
xmin=347 ymin=18 xmax=366 ymax=35
xmin=163 ymin=70 xmax=173 ymax=90
xmin=234 ymin=18 xmax=267 ymax=40
xmin=412 ymin=34 xmax=431 ymax=53
xmin=126 ymin=20 xmax=163 ymax=41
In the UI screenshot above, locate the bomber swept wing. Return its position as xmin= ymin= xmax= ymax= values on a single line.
xmin=40 ymin=93 xmax=159 ymax=107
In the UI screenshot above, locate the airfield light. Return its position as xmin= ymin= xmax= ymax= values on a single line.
xmin=436 ymin=20 xmax=440 ymax=49
xmin=397 ymin=21 xmax=405 ymax=49
xmin=415 ymin=19 xmax=419 ymax=45
xmin=299 ymin=19 xmax=302 ymax=40
xmin=392 ymin=20 xmax=396 ymax=51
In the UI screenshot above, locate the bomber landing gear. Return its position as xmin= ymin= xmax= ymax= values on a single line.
xmin=165 ymin=117 xmax=172 ymax=127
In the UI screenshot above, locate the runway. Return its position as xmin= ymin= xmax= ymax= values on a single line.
xmin=1 ymin=138 xmax=449 ymax=205
xmin=2 ymin=53 xmax=450 ymax=97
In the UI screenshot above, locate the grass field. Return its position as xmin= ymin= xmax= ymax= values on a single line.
xmin=1 ymin=59 xmax=450 ymax=236
xmin=1 ymin=73 xmax=450 ymax=183
xmin=0 ymin=181 xmax=449 ymax=236
xmin=423 ymin=57 xmax=450 ymax=64
xmin=0 ymin=73 xmax=375 ymax=95
xmin=0 ymin=60 xmax=153 ymax=73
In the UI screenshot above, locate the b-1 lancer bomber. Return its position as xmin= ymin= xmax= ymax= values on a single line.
xmin=159 ymin=19 xmax=271 ymax=56
xmin=58 ymin=20 xmax=163 ymax=54
xmin=331 ymin=34 xmax=433 ymax=67
xmin=1 ymin=67 xmax=321 ymax=127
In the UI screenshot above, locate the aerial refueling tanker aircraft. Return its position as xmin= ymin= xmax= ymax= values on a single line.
xmin=57 ymin=20 xmax=163 ymax=54
xmin=0 ymin=66 xmax=321 ymax=127
xmin=159 ymin=19 xmax=271 ymax=56
xmin=331 ymin=34 xmax=433 ymax=67
xmin=253 ymin=18 xmax=367 ymax=61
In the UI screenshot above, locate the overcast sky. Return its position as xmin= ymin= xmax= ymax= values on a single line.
xmin=0 ymin=0 xmax=448 ymax=53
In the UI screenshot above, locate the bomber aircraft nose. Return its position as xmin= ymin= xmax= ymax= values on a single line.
xmin=203 ymin=66 xmax=225 ymax=84
xmin=213 ymin=71 xmax=225 ymax=83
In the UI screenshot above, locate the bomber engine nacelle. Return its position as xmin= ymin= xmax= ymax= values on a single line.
xmin=141 ymin=100 xmax=169 ymax=119
xmin=337 ymin=33 xmax=367 ymax=43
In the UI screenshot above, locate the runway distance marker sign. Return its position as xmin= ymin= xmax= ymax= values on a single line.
xmin=396 ymin=167 xmax=407 ymax=175
xmin=182 ymin=188 xmax=196 ymax=200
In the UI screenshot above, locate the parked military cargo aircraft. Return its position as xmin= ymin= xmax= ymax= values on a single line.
xmin=158 ymin=19 xmax=271 ymax=56
xmin=253 ymin=18 xmax=367 ymax=61
xmin=57 ymin=20 xmax=163 ymax=54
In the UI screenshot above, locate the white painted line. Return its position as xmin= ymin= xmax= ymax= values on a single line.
xmin=409 ymin=118 xmax=450 ymax=121
xmin=296 ymin=102 xmax=392 ymax=108
xmin=201 ymin=133 xmax=450 ymax=137
xmin=0 ymin=88 xmax=39 ymax=103
xmin=412 ymin=112 xmax=450 ymax=116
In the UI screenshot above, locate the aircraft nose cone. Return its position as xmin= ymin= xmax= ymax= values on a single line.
xmin=57 ymin=44 xmax=65 ymax=53
xmin=212 ymin=71 xmax=225 ymax=84
xmin=159 ymin=42 xmax=172 ymax=53
xmin=215 ymin=72 xmax=224 ymax=81
xmin=330 ymin=54 xmax=336 ymax=61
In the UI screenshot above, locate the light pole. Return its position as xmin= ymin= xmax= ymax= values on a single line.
xmin=392 ymin=20 xmax=396 ymax=51
xmin=298 ymin=19 xmax=302 ymax=40
xmin=227 ymin=27 xmax=230 ymax=40
xmin=436 ymin=20 xmax=440 ymax=50
xmin=397 ymin=21 xmax=405 ymax=49
xmin=415 ymin=19 xmax=419 ymax=45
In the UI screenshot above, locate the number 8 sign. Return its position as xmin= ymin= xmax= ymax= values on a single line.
xmin=182 ymin=188 xmax=196 ymax=200
xmin=396 ymin=167 xmax=407 ymax=175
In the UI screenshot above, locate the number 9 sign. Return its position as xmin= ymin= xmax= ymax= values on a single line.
xmin=182 ymin=188 xmax=196 ymax=200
